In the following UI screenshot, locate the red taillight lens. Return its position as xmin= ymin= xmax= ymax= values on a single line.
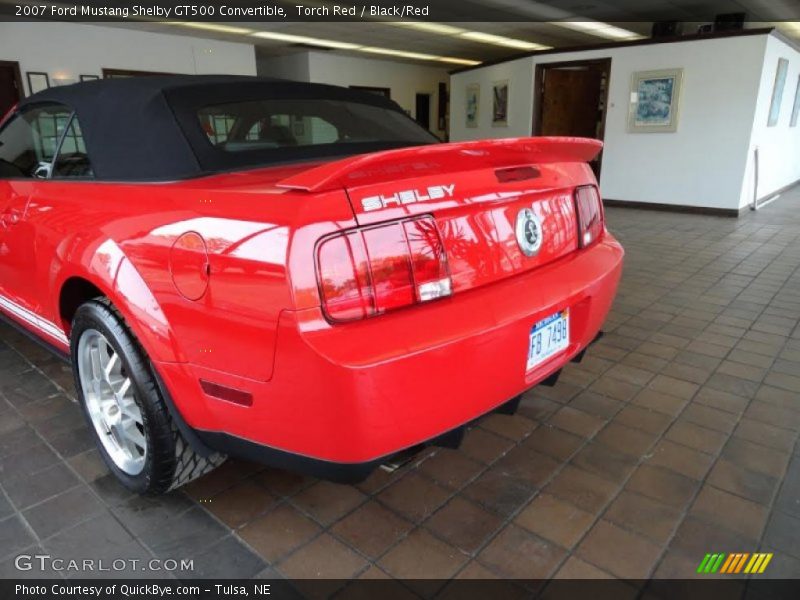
xmin=575 ymin=185 xmax=604 ymax=248
xmin=317 ymin=216 xmax=451 ymax=323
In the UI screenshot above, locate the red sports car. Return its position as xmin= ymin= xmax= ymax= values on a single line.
xmin=0 ymin=76 xmax=623 ymax=494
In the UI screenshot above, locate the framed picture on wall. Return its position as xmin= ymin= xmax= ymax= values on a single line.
xmin=492 ymin=80 xmax=509 ymax=127
xmin=349 ymin=85 xmax=391 ymax=98
xmin=628 ymin=69 xmax=683 ymax=133
xmin=466 ymin=83 xmax=480 ymax=128
xmin=789 ymin=75 xmax=799 ymax=128
xmin=26 ymin=72 xmax=50 ymax=95
xmin=767 ymin=58 xmax=789 ymax=127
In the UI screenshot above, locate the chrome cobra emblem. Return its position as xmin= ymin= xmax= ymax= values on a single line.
xmin=515 ymin=208 xmax=543 ymax=257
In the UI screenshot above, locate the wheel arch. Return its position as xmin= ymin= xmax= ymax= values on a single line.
xmin=53 ymin=238 xmax=184 ymax=364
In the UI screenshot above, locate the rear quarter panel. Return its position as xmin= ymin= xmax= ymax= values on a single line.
xmin=27 ymin=175 xmax=355 ymax=381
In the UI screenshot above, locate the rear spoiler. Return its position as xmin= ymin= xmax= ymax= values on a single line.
xmin=277 ymin=137 xmax=602 ymax=193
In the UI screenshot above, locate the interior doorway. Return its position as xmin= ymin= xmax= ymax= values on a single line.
xmin=0 ymin=61 xmax=23 ymax=117
xmin=415 ymin=93 xmax=431 ymax=131
xmin=533 ymin=58 xmax=611 ymax=177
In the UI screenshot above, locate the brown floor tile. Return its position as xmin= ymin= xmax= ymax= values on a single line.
xmin=588 ymin=376 xmax=641 ymax=401
xmin=478 ymin=524 xmax=566 ymax=579
xmin=576 ymin=520 xmax=662 ymax=579
xmin=379 ymin=528 xmax=467 ymax=580
xmin=605 ymin=363 xmax=655 ymax=386
xmin=626 ymin=464 xmax=698 ymax=510
xmin=630 ymin=389 xmax=687 ymax=417
xmin=462 ymin=463 xmax=542 ymax=517
xmin=239 ymin=503 xmax=321 ymax=562
xmin=651 ymin=549 xmax=707 ymax=579
xmin=454 ymin=560 xmax=501 ymax=579
xmin=331 ymin=501 xmax=412 ymax=560
xmin=278 ymin=533 xmax=367 ymax=579
xmin=706 ymin=459 xmax=780 ymax=506
xmin=716 ymin=360 xmax=767 ymax=383
xmin=204 ymin=480 xmax=276 ymax=528
xmin=418 ymin=449 xmax=484 ymax=491
xmin=521 ymin=425 xmax=584 ymax=461
xmin=544 ymin=464 xmax=619 ymax=513
xmin=377 ymin=472 xmax=451 ymax=523
xmin=425 ymin=497 xmax=501 ymax=554
xmin=594 ymin=422 xmax=659 ymax=457
xmin=647 ymin=439 xmax=714 ymax=481
xmin=745 ymin=401 xmax=800 ymax=431
xmin=548 ymin=406 xmax=606 ymax=438
xmin=459 ymin=428 xmax=514 ymax=464
xmin=689 ymin=485 xmax=768 ymax=541
xmin=670 ymin=515 xmax=758 ymax=558
xmin=517 ymin=395 xmax=562 ymax=422
xmin=660 ymin=362 xmax=711 ymax=386
xmin=291 ymin=480 xmax=366 ymax=526
xmin=720 ymin=437 xmax=790 ymax=479
xmin=692 ymin=386 xmax=749 ymax=415
xmin=515 ymin=493 xmax=595 ymax=549
xmin=681 ymin=403 xmax=738 ymax=434
xmin=614 ymin=405 xmax=673 ymax=436
xmin=479 ymin=414 xmax=537 ymax=441
xmin=553 ymin=556 xmax=613 ymax=579
xmin=664 ymin=419 xmax=727 ymax=455
xmin=571 ymin=441 xmax=638 ymax=484
xmin=648 ymin=374 xmax=699 ymax=400
xmin=733 ymin=419 xmax=797 ymax=453
xmin=569 ymin=391 xmax=624 ymax=419
xmin=605 ymin=490 xmax=682 ymax=545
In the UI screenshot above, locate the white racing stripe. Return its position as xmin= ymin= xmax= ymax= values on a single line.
xmin=0 ymin=293 xmax=69 ymax=346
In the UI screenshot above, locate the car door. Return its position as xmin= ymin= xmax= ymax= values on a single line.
xmin=0 ymin=102 xmax=72 ymax=328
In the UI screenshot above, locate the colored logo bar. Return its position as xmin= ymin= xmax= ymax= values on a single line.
xmin=697 ymin=553 xmax=773 ymax=574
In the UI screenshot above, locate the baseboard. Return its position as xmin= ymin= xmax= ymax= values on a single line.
xmin=753 ymin=178 xmax=800 ymax=209
xmin=603 ymin=199 xmax=740 ymax=217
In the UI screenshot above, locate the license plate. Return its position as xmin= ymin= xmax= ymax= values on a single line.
xmin=527 ymin=309 xmax=570 ymax=371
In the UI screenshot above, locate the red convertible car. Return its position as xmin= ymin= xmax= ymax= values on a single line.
xmin=0 ymin=76 xmax=623 ymax=494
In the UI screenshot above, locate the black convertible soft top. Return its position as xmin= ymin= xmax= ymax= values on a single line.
xmin=18 ymin=75 xmax=431 ymax=181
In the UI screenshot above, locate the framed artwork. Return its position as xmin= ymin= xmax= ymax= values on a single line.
xmin=26 ymin=72 xmax=50 ymax=95
xmin=466 ymin=83 xmax=480 ymax=128
xmin=80 ymin=74 xmax=100 ymax=82
xmin=492 ymin=80 xmax=509 ymax=126
xmin=768 ymin=58 xmax=789 ymax=127
xmin=789 ymin=75 xmax=799 ymax=128
xmin=628 ymin=68 xmax=683 ymax=133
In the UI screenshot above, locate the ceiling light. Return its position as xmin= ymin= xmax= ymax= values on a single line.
xmin=459 ymin=31 xmax=551 ymax=50
xmin=391 ymin=22 xmax=467 ymax=35
xmin=437 ymin=57 xmax=482 ymax=66
xmin=359 ymin=47 xmax=440 ymax=60
xmin=250 ymin=31 xmax=361 ymax=50
xmin=555 ymin=21 xmax=644 ymax=40
xmin=180 ymin=22 xmax=254 ymax=35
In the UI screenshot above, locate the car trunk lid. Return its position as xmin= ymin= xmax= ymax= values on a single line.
xmin=279 ymin=137 xmax=602 ymax=295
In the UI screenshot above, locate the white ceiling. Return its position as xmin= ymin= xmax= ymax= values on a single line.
xmin=9 ymin=0 xmax=800 ymax=66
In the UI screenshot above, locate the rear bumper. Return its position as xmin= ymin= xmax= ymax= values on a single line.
xmin=157 ymin=233 xmax=624 ymax=472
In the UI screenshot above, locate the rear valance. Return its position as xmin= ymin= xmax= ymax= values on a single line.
xmin=276 ymin=137 xmax=603 ymax=193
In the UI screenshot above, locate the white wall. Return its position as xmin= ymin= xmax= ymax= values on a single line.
xmin=451 ymin=33 xmax=774 ymax=211
xmin=259 ymin=51 xmax=450 ymax=136
xmin=741 ymin=35 xmax=800 ymax=207
xmin=0 ymin=22 xmax=256 ymax=92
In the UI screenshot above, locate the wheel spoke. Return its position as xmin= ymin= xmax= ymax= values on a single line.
xmin=89 ymin=346 xmax=103 ymax=382
xmin=120 ymin=419 xmax=146 ymax=452
xmin=103 ymin=352 xmax=120 ymax=383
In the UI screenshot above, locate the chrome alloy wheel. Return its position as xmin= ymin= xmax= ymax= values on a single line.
xmin=77 ymin=329 xmax=147 ymax=475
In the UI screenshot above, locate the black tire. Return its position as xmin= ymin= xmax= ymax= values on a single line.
xmin=70 ymin=298 xmax=225 ymax=495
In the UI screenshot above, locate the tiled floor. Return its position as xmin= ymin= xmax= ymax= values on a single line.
xmin=2 ymin=188 xmax=800 ymax=591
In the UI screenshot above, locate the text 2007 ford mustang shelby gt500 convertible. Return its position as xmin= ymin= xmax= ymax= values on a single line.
xmin=0 ymin=76 xmax=623 ymax=494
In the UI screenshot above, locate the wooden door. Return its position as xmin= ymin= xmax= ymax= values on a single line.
xmin=540 ymin=67 xmax=604 ymax=138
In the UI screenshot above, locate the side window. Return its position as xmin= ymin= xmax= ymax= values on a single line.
xmin=0 ymin=103 xmax=72 ymax=179
xmin=52 ymin=117 xmax=93 ymax=178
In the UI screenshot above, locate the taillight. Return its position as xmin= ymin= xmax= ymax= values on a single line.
xmin=574 ymin=185 xmax=604 ymax=248
xmin=316 ymin=216 xmax=451 ymax=323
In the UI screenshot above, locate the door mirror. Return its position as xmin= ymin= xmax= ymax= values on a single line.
xmin=33 ymin=162 xmax=51 ymax=179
